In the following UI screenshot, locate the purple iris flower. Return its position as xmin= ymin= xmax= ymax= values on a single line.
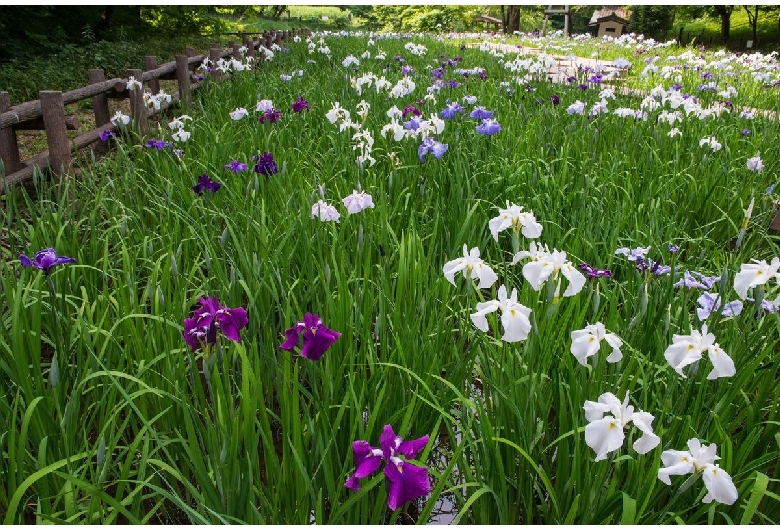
xmin=193 ymin=74 xmax=205 ymax=82
xmin=440 ymin=102 xmax=464 ymax=120
xmin=578 ymin=83 xmax=589 ymax=90
xmin=696 ymin=292 xmax=743 ymax=321
xmin=635 ymin=256 xmax=671 ymax=276
xmin=469 ymin=106 xmax=493 ymax=120
xmin=667 ymin=244 xmax=680 ymax=253
xmin=259 ymin=108 xmax=282 ymax=124
xmin=292 ymin=97 xmax=310 ymax=113
xmin=476 ymin=118 xmax=502 ymax=135
xmin=589 ymin=74 xmax=603 ymax=84
xmin=344 ymin=424 xmax=430 ymax=512
xmin=224 ymin=160 xmax=248 ymax=173
xmin=671 ymin=83 xmax=683 ymax=91
xmin=193 ymin=174 xmax=221 ymax=195
xmin=401 ymin=65 xmax=414 ymax=76
xmin=566 ymin=76 xmax=577 ymax=83
xmin=579 ymin=263 xmax=612 ymax=278
xmin=402 ymin=104 xmax=421 ymax=118
xmin=550 ymin=94 xmax=560 ymax=105
xmin=673 ymin=270 xmax=721 ymax=290
xmin=741 ymin=129 xmax=751 ymax=135
xmin=143 ymin=139 xmax=170 ymax=150
xmin=432 ymin=68 xmax=444 ymax=80
xmin=19 ymin=248 xmax=76 ymax=274
xmin=183 ymin=296 xmax=248 ymax=351
xmin=394 ymin=55 xmax=405 ymax=63
xmin=700 ymin=71 xmax=714 ymax=80
xmin=253 ymin=152 xmax=279 ymax=176
xmin=446 ymin=79 xmax=459 ymax=89
xmin=99 ymin=129 xmax=116 ymax=141
xmin=403 ymin=117 xmax=422 ymax=131
xmin=478 ymin=70 xmax=488 ymax=81
xmin=418 ymin=137 xmax=448 ymax=163
xmin=279 ymin=312 xmax=341 ymax=361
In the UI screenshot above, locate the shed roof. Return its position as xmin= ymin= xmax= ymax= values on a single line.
xmin=588 ymin=6 xmax=630 ymax=26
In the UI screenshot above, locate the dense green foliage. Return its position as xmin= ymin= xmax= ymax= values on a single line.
xmin=2 ymin=31 xmax=780 ymax=523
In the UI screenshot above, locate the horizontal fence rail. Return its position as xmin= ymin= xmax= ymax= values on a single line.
xmin=0 ymin=29 xmax=308 ymax=193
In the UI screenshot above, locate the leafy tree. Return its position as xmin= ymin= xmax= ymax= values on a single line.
xmin=629 ymin=5 xmax=677 ymax=40
xmin=743 ymin=5 xmax=760 ymax=43
xmin=711 ymin=6 xmax=735 ymax=43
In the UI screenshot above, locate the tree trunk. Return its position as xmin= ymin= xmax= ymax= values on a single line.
xmin=713 ymin=6 xmax=733 ymax=43
xmin=505 ymin=5 xmax=519 ymax=33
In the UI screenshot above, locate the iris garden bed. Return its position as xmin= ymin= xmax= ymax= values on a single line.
xmin=2 ymin=30 xmax=780 ymax=524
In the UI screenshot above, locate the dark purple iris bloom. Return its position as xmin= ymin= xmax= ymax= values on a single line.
xmin=418 ymin=137 xmax=448 ymax=163
xmin=259 ymin=108 xmax=282 ymax=124
xmin=476 ymin=119 xmax=501 ymax=135
xmin=432 ymin=67 xmax=444 ymax=80
xmin=99 ymin=129 xmax=116 ymax=141
xmin=402 ymin=104 xmax=421 ymax=118
xmin=292 ymin=97 xmax=310 ymax=113
xmin=183 ymin=296 xmax=248 ymax=351
xmin=446 ymin=79 xmax=458 ymax=89
xmin=741 ymin=129 xmax=751 ymax=135
xmin=578 ymin=83 xmax=589 ymax=90
xmin=401 ymin=65 xmax=414 ymax=76
xmin=193 ymin=74 xmax=205 ymax=82
xmin=19 ymin=248 xmax=76 ymax=274
xmin=579 ymin=263 xmax=612 ymax=278
xmin=566 ymin=76 xmax=577 ymax=83
xmin=193 ymin=174 xmax=221 ymax=195
xmin=224 ymin=160 xmax=248 ymax=173
xmin=589 ymin=74 xmax=603 ymax=84
xmin=701 ymin=72 xmax=714 ymax=80
xmin=550 ymin=94 xmax=560 ymax=105
xmin=144 ymin=139 xmax=170 ymax=150
xmin=440 ymin=102 xmax=464 ymax=120
xmin=253 ymin=152 xmax=278 ymax=176
xmin=478 ymin=70 xmax=487 ymax=81
xmin=635 ymin=256 xmax=671 ymax=276
xmin=279 ymin=312 xmax=341 ymax=361
xmin=671 ymin=83 xmax=683 ymax=91
xmin=344 ymin=424 xmax=430 ymax=512
xmin=394 ymin=55 xmax=405 ymax=63
xmin=469 ymin=106 xmax=493 ymax=120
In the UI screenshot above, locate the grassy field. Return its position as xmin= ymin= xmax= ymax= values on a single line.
xmin=2 ymin=29 xmax=780 ymax=524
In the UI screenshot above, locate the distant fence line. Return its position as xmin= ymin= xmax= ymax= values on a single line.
xmin=0 ymin=29 xmax=309 ymax=194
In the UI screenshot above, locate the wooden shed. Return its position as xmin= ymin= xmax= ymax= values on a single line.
xmin=588 ymin=6 xmax=630 ymax=38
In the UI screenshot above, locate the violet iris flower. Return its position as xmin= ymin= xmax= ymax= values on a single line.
xmin=476 ymin=118 xmax=501 ymax=135
xmin=403 ymin=117 xmax=422 ymax=131
xmin=440 ymin=102 xmax=464 ymax=120
xmin=143 ymin=139 xmax=171 ymax=150
xmin=469 ymin=106 xmax=493 ymax=120
xmin=344 ymin=424 xmax=430 ymax=511
xmin=401 ymin=65 xmax=414 ymax=76
xmin=224 ymin=160 xmax=248 ymax=173
xmin=183 ymin=296 xmax=248 ymax=351
xmin=445 ymin=79 xmax=458 ymax=89
xmin=696 ymin=292 xmax=743 ymax=321
xmin=292 ymin=97 xmax=310 ymax=113
xmin=253 ymin=152 xmax=279 ymax=176
xmin=19 ymin=248 xmax=76 ymax=274
xmin=259 ymin=108 xmax=282 ymax=124
xmin=280 ymin=312 xmax=341 ymax=361
xmin=418 ymin=137 xmax=448 ymax=163
xmin=674 ymin=270 xmax=721 ymax=290
xmin=550 ymin=94 xmax=560 ymax=105
xmin=193 ymin=174 xmax=221 ymax=195
xmin=99 ymin=129 xmax=116 ymax=141
xmin=580 ymin=263 xmax=612 ymax=278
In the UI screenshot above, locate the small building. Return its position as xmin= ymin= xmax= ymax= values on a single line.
xmin=588 ymin=6 xmax=630 ymax=38
xmin=473 ymin=15 xmax=503 ymax=31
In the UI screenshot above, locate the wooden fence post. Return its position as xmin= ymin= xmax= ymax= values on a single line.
xmin=88 ymin=69 xmax=111 ymax=127
xmin=231 ymin=41 xmax=242 ymax=61
xmin=0 ymin=92 xmax=23 ymax=176
xmin=39 ymin=91 xmax=71 ymax=179
xmin=184 ymin=47 xmax=196 ymax=58
xmin=175 ymin=55 xmax=191 ymax=107
xmin=243 ymin=34 xmax=257 ymax=62
xmin=144 ymin=56 xmax=161 ymax=95
xmin=209 ymin=47 xmax=222 ymax=81
xmin=126 ymin=68 xmax=147 ymax=134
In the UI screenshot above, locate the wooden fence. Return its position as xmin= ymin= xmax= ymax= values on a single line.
xmin=0 ymin=29 xmax=308 ymax=193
